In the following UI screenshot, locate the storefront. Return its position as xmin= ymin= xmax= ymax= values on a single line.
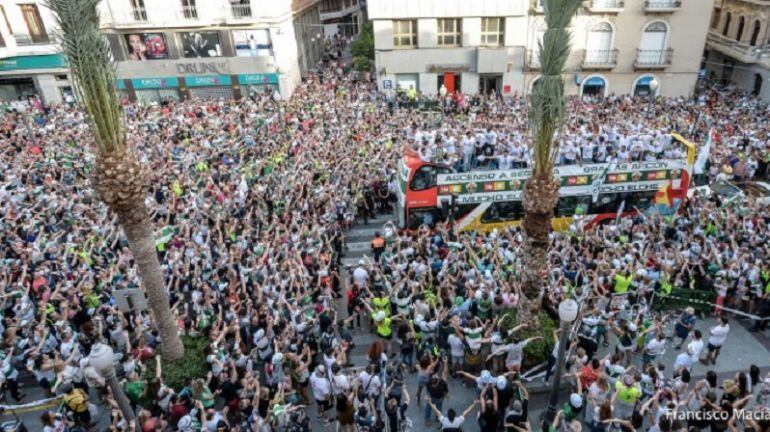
xmin=581 ymin=75 xmax=607 ymax=97
xmin=238 ymin=73 xmax=279 ymax=96
xmin=130 ymin=77 xmax=181 ymax=104
xmin=186 ymin=75 xmax=234 ymax=100
xmin=0 ymin=54 xmax=73 ymax=103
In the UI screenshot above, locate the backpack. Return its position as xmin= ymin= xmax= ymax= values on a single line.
xmin=357 ymin=375 xmax=373 ymax=403
xmin=320 ymin=333 xmax=335 ymax=353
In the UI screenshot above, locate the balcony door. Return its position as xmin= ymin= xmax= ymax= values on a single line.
xmin=638 ymin=21 xmax=667 ymax=64
xmin=586 ymin=22 xmax=613 ymax=63
xmin=20 ymin=4 xmax=47 ymax=43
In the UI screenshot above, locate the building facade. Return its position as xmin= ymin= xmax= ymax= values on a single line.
xmin=0 ymin=1 xmax=74 ymax=103
xmin=705 ymin=0 xmax=770 ymax=101
xmin=368 ymin=0 xmax=713 ymax=98
xmin=98 ymin=0 xmax=322 ymax=103
xmin=320 ymin=0 xmax=366 ymax=38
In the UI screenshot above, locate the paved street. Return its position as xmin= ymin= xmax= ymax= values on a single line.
xmin=302 ymin=213 xmax=770 ymax=430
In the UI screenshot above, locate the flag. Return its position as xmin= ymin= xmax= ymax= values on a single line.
xmin=654 ymin=183 xmax=672 ymax=207
xmin=590 ymin=163 xmax=612 ymax=202
xmin=693 ymin=129 xmax=713 ymax=175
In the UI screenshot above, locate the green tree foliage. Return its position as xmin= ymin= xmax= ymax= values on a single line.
xmin=351 ymin=22 xmax=374 ymax=71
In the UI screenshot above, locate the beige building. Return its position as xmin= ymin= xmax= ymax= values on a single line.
xmin=368 ymin=0 xmax=713 ymax=97
xmin=705 ymin=0 xmax=770 ymax=101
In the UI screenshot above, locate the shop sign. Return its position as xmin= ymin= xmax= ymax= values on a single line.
xmin=0 ymin=54 xmax=67 ymax=72
xmin=237 ymin=73 xmax=278 ymax=85
xmin=131 ymin=77 xmax=180 ymax=89
xmin=175 ymin=61 xmax=230 ymax=75
xmin=185 ymin=75 xmax=232 ymax=87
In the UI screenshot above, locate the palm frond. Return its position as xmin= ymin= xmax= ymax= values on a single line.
xmin=529 ymin=0 xmax=583 ymax=175
xmin=46 ymin=0 xmax=123 ymax=154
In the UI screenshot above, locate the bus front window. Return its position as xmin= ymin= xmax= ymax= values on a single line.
xmin=410 ymin=166 xmax=436 ymax=191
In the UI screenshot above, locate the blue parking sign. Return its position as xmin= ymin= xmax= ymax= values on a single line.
xmin=382 ymin=80 xmax=392 ymax=89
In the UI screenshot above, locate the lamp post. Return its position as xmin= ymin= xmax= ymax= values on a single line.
xmin=89 ymin=343 xmax=136 ymax=423
xmin=648 ymin=77 xmax=659 ymax=100
xmin=541 ymin=298 xmax=579 ymax=430
xmin=272 ymin=90 xmax=284 ymax=128
xmin=439 ymin=84 xmax=448 ymax=120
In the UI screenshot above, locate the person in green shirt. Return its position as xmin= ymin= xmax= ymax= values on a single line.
xmin=613 ymin=270 xmax=634 ymax=294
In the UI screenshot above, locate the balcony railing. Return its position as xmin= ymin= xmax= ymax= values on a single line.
xmin=526 ymin=49 xmax=541 ymax=70
xmin=644 ymin=0 xmax=682 ymax=11
xmin=581 ymin=49 xmax=619 ymax=68
xmin=588 ymin=0 xmax=625 ymax=12
xmin=635 ymin=48 xmax=673 ymax=68
xmin=707 ymin=30 xmax=770 ymax=64
xmin=13 ymin=33 xmax=53 ymax=46
xmin=181 ymin=5 xmax=198 ymax=19
xmin=131 ymin=6 xmax=147 ymax=21
xmin=231 ymin=3 xmax=252 ymax=18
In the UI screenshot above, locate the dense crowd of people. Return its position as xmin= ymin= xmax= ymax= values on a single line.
xmin=1 ymin=38 xmax=770 ymax=432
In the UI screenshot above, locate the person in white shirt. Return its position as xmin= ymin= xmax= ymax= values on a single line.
xmin=427 ymin=400 xmax=477 ymax=431
xmin=309 ymin=365 xmax=332 ymax=422
xmin=687 ymin=329 xmax=704 ymax=365
xmin=352 ymin=261 xmax=369 ymax=288
xmin=704 ymin=317 xmax=730 ymax=365
xmin=643 ymin=333 xmax=666 ymax=366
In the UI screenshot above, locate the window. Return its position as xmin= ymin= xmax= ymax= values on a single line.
xmin=130 ymin=0 xmax=147 ymax=20
xmin=481 ymin=17 xmax=504 ymax=46
xmin=481 ymin=201 xmax=524 ymax=222
xmin=19 ymin=4 xmax=48 ymax=43
xmin=437 ymin=18 xmax=461 ymax=46
xmin=0 ymin=6 xmax=12 ymax=34
xmin=393 ymin=20 xmax=417 ymax=47
xmin=749 ymin=20 xmax=761 ymax=46
xmin=735 ymin=16 xmax=745 ymax=41
xmin=555 ymin=196 xmax=592 ymax=217
xmin=410 ymin=165 xmax=450 ymax=191
xmin=722 ymin=12 xmax=731 ymax=36
xmin=181 ymin=0 xmax=198 ymax=19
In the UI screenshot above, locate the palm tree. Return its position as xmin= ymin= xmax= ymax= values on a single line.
xmin=47 ymin=0 xmax=184 ymax=360
xmin=520 ymin=0 xmax=583 ymax=319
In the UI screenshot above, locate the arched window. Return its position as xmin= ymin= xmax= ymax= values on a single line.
xmin=749 ymin=20 xmax=761 ymax=46
xmin=711 ymin=10 xmax=721 ymax=30
xmin=722 ymin=12 xmax=732 ymax=36
xmin=586 ymin=21 xmax=614 ymax=63
xmin=638 ymin=21 xmax=668 ymax=64
xmin=736 ymin=16 xmax=746 ymax=41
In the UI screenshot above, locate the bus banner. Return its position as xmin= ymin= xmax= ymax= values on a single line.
xmin=436 ymin=160 xmax=688 ymax=197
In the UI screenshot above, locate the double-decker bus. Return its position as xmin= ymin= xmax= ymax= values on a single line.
xmin=395 ymin=133 xmax=696 ymax=232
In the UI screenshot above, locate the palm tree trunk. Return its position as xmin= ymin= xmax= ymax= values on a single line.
xmin=520 ymin=173 xmax=560 ymax=318
xmin=93 ymin=152 xmax=184 ymax=361
xmin=519 ymin=0 xmax=583 ymax=322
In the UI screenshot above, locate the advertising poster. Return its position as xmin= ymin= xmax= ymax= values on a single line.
xmin=180 ymin=31 xmax=223 ymax=58
xmin=232 ymin=29 xmax=272 ymax=57
xmin=125 ymin=33 xmax=169 ymax=60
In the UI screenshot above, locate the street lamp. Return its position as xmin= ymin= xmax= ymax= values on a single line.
xmin=649 ymin=77 xmax=659 ymax=99
xmin=541 ymin=298 xmax=579 ymax=430
xmin=272 ymin=90 xmax=284 ymax=128
xmin=89 ymin=343 xmax=136 ymax=422
xmin=439 ymin=84 xmax=448 ymax=119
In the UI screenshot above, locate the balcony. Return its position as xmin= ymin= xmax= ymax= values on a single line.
xmin=707 ymin=30 xmax=770 ymax=64
xmin=634 ymin=48 xmax=673 ymax=69
xmin=230 ymin=2 xmax=252 ymax=19
xmin=181 ymin=5 xmax=198 ymax=20
xmin=644 ymin=0 xmax=682 ymax=12
xmin=587 ymin=0 xmax=625 ymax=13
xmin=131 ymin=7 xmax=147 ymax=21
xmin=526 ymin=49 xmax=541 ymax=71
xmin=581 ymin=49 xmax=618 ymax=69
xmin=320 ymin=2 xmax=361 ymax=21
xmin=13 ymin=33 xmax=53 ymax=46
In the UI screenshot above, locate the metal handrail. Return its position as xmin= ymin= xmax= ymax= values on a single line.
xmin=13 ymin=33 xmax=53 ymax=45
xmin=635 ymin=48 xmax=674 ymax=66
xmin=230 ymin=3 xmax=252 ymax=18
xmin=591 ymin=0 xmax=625 ymax=9
xmin=582 ymin=49 xmax=619 ymax=66
xmin=181 ymin=5 xmax=198 ymax=19
xmin=645 ymin=0 xmax=682 ymax=9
